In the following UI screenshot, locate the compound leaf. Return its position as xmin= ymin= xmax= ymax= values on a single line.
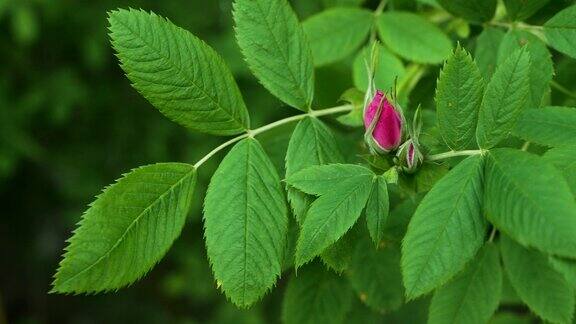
xmin=234 ymin=0 xmax=314 ymax=110
xmin=402 ymin=155 xmax=486 ymax=299
xmin=204 ymin=138 xmax=288 ymax=307
xmin=108 ymin=9 xmax=249 ymax=135
xmin=52 ymin=163 xmax=196 ymax=293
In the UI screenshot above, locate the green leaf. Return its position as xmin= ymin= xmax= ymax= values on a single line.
xmin=503 ymin=0 xmax=550 ymax=21
xmin=108 ymin=9 xmax=249 ymax=135
xmin=349 ymin=238 xmax=404 ymax=312
xmin=544 ymin=5 xmax=576 ymax=59
xmin=234 ymin=0 xmax=314 ymax=110
xmin=485 ymin=149 xmax=576 ymax=258
xmin=513 ymin=107 xmax=576 ymax=148
xmin=365 ymin=176 xmax=389 ymax=246
xmin=52 ymin=163 xmax=196 ymax=293
xmin=475 ymin=27 xmax=505 ymax=80
xmin=428 ymin=244 xmax=502 ymax=324
xmin=497 ymin=30 xmax=554 ymax=109
xmin=303 ymin=8 xmax=373 ymax=66
xmin=437 ymin=0 xmax=496 ymax=22
xmin=376 ymin=12 xmax=452 ymax=64
xmin=285 ymin=117 xmax=344 ymax=224
xmin=321 ymin=0 xmax=366 ymax=7
xmin=501 ymin=236 xmax=575 ymax=324
xmin=475 ymin=48 xmax=530 ymax=149
xmin=282 ymin=263 xmax=353 ymax=324
xmin=204 ymin=138 xmax=288 ymax=307
xmin=353 ymin=44 xmax=406 ymax=92
xmin=436 ymin=45 xmax=484 ymax=150
xmin=550 ymin=257 xmax=576 ymax=289
xmin=542 ymin=145 xmax=576 ymax=195
xmin=294 ymin=165 xmax=373 ymax=267
xmin=402 ymin=155 xmax=486 ymax=299
xmin=287 ymin=163 xmax=372 ymax=197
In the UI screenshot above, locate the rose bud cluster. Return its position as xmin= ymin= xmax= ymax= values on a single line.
xmin=363 ymin=89 xmax=423 ymax=173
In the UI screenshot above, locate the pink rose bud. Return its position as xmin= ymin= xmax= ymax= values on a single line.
xmin=364 ymin=90 xmax=403 ymax=153
xmin=397 ymin=139 xmax=423 ymax=173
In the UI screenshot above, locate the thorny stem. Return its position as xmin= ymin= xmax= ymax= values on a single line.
xmin=193 ymin=105 xmax=354 ymax=168
xmin=426 ymin=149 xmax=485 ymax=161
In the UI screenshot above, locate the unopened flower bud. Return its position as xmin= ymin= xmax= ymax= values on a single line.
xmin=397 ymin=139 xmax=423 ymax=173
xmin=364 ymin=90 xmax=403 ymax=153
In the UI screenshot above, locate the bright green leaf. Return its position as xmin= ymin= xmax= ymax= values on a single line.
xmin=402 ymin=155 xmax=486 ymax=299
xmin=365 ymin=176 xmax=389 ymax=246
xmin=475 ymin=27 xmax=505 ymax=80
xmin=501 ymin=236 xmax=575 ymax=324
xmin=542 ymin=145 xmax=576 ymax=195
xmin=476 ymin=48 xmax=530 ymax=149
xmin=429 ymin=244 xmax=502 ymax=324
xmin=204 ymin=138 xmax=288 ymax=307
xmin=513 ymin=106 xmax=576 ymax=147
xmin=295 ymin=166 xmax=373 ymax=267
xmin=287 ymin=163 xmax=372 ymax=197
xmin=234 ymin=0 xmax=314 ymax=110
xmin=485 ymin=149 xmax=576 ymax=259
xmin=498 ymin=30 xmax=554 ymax=109
xmin=544 ymin=5 xmax=576 ymax=59
xmin=349 ymin=238 xmax=404 ymax=312
xmin=436 ymin=45 xmax=484 ymax=150
xmin=437 ymin=0 xmax=496 ymax=22
xmin=303 ymin=8 xmax=373 ymax=66
xmin=108 ymin=9 xmax=250 ymax=135
xmin=353 ymin=44 xmax=406 ymax=92
xmin=376 ymin=12 xmax=452 ymax=64
xmin=52 ymin=163 xmax=196 ymax=293
xmin=503 ymin=0 xmax=550 ymax=21
xmin=282 ymin=263 xmax=353 ymax=324
xmin=285 ymin=117 xmax=344 ymax=224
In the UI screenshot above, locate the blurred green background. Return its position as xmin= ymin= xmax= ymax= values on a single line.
xmin=0 ymin=0 xmax=361 ymax=322
xmin=2 ymin=0 xmax=576 ymax=323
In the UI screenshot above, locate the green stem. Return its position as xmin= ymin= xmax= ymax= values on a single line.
xmin=426 ymin=149 xmax=484 ymax=162
xmin=193 ymin=105 xmax=354 ymax=168
xmin=488 ymin=227 xmax=497 ymax=243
